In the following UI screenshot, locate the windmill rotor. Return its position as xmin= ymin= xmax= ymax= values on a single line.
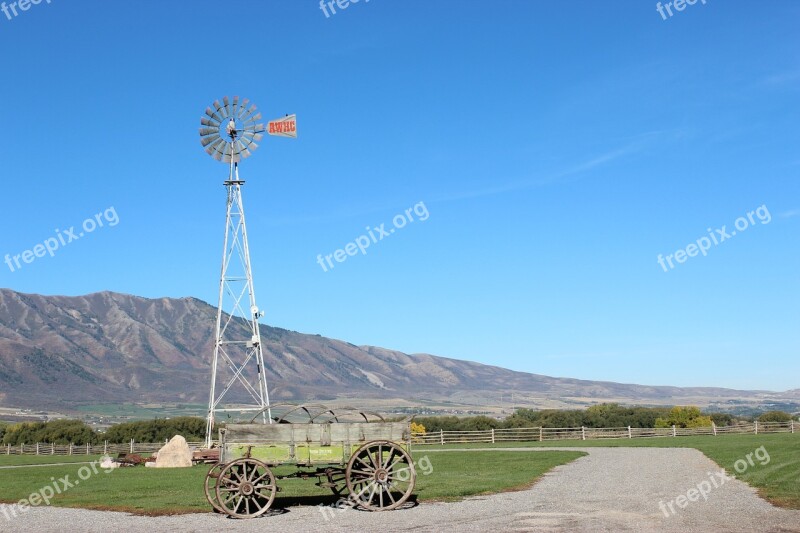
xmin=199 ymin=95 xmax=266 ymax=163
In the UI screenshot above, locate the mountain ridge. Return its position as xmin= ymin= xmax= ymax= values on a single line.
xmin=0 ymin=289 xmax=795 ymax=411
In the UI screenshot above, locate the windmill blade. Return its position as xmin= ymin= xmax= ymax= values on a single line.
xmin=241 ymin=131 xmax=264 ymax=143
xmin=239 ymin=134 xmax=256 ymax=149
xmin=206 ymin=106 xmax=223 ymax=123
xmin=244 ymin=104 xmax=258 ymax=119
xmin=243 ymin=112 xmax=263 ymax=126
xmin=201 ymin=117 xmax=220 ymax=127
xmin=223 ymin=143 xmax=233 ymax=161
xmin=201 ymin=134 xmax=221 ymax=147
xmin=213 ymin=100 xmax=227 ymax=120
xmin=212 ymin=143 xmax=226 ymax=161
xmin=237 ymin=98 xmax=250 ymax=119
xmin=205 ymin=137 xmax=225 ymax=156
xmin=199 ymin=127 xmax=219 ymax=137
xmin=223 ymin=96 xmax=231 ymax=118
xmin=232 ymin=96 xmax=240 ymax=118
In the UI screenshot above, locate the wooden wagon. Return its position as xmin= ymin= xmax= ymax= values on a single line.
xmin=204 ymin=404 xmax=416 ymax=518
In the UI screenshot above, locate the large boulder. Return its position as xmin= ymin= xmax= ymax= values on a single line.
xmin=154 ymin=435 xmax=193 ymax=468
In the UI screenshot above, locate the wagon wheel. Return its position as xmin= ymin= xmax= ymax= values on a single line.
xmin=204 ymin=463 xmax=225 ymax=513
xmin=346 ymin=440 xmax=416 ymax=511
xmin=215 ymin=458 xmax=277 ymax=519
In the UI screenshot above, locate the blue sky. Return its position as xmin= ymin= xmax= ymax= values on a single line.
xmin=0 ymin=1 xmax=798 ymax=391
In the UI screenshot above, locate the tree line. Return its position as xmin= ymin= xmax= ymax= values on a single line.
xmin=0 ymin=417 xmax=208 ymax=446
xmin=413 ymin=405 xmax=796 ymax=433
xmin=0 ymin=406 xmax=795 ymax=445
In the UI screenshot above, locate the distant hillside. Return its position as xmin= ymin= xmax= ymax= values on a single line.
xmin=0 ymin=289 xmax=794 ymax=411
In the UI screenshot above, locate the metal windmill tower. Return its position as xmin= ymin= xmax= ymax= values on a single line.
xmin=199 ymin=96 xmax=297 ymax=447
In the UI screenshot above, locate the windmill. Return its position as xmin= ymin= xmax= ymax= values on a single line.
xmin=199 ymin=96 xmax=297 ymax=447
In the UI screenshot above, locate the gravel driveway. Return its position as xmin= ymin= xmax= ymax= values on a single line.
xmin=6 ymin=447 xmax=800 ymax=532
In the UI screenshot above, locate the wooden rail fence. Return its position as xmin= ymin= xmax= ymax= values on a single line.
xmin=2 ymin=440 xmax=209 ymax=456
xmin=411 ymin=421 xmax=796 ymax=445
xmin=2 ymin=421 xmax=796 ymax=454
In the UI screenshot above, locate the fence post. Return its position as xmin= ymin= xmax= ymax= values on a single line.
xmin=104 ymin=440 xmax=108 ymax=455
xmin=712 ymin=422 xmax=717 ymax=436
xmin=36 ymin=443 xmax=39 ymax=455
xmin=51 ymin=443 xmax=54 ymax=455
xmin=131 ymin=438 xmax=134 ymax=453
xmin=672 ymin=425 xmax=676 ymax=437
xmin=439 ymin=430 xmax=444 ymax=446
xmin=792 ymin=420 xmax=795 ymax=434
xmin=491 ymin=428 xmax=495 ymax=444
xmin=628 ymin=426 xmax=632 ymax=439
xmin=6 ymin=443 xmax=9 ymax=455
xmin=581 ymin=426 xmax=586 ymax=441
xmin=754 ymin=421 xmax=758 ymax=435
xmin=69 ymin=443 xmax=73 ymax=455
xmin=539 ymin=427 xmax=543 ymax=442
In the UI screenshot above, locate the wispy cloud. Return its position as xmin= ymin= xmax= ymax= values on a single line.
xmin=758 ymin=70 xmax=800 ymax=88
xmin=779 ymin=209 xmax=800 ymax=219
xmin=432 ymin=135 xmax=653 ymax=204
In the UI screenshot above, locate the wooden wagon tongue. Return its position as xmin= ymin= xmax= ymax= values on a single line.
xmin=204 ymin=402 xmax=417 ymax=518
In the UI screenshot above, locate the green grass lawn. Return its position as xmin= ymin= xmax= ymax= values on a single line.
xmin=0 ymin=450 xmax=584 ymax=515
xmin=418 ymin=433 xmax=800 ymax=508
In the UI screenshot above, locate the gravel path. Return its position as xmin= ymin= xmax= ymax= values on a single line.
xmin=5 ymin=447 xmax=799 ymax=532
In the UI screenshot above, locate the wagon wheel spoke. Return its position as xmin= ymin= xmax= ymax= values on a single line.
xmin=353 ymin=480 xmax=373 ymax=500
xmin=367 ymin=481 xmax=378 ymax=504
xmin=251 ymin=471 xmax=271 ymax=485
xmin=373 ymin=444 xmax=383 ymax=473
xmin=385 ymin=453 xmax=405 ymax=472
xmin=248 ymin=463 xmax=266 ymax=483
xmin=382 ymin=448 xmax=398 ymax=470
xmin=356 ymin=453 xmax=376 ymax=471
xmin=252 ymin=496 xmax=265 ymax=512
